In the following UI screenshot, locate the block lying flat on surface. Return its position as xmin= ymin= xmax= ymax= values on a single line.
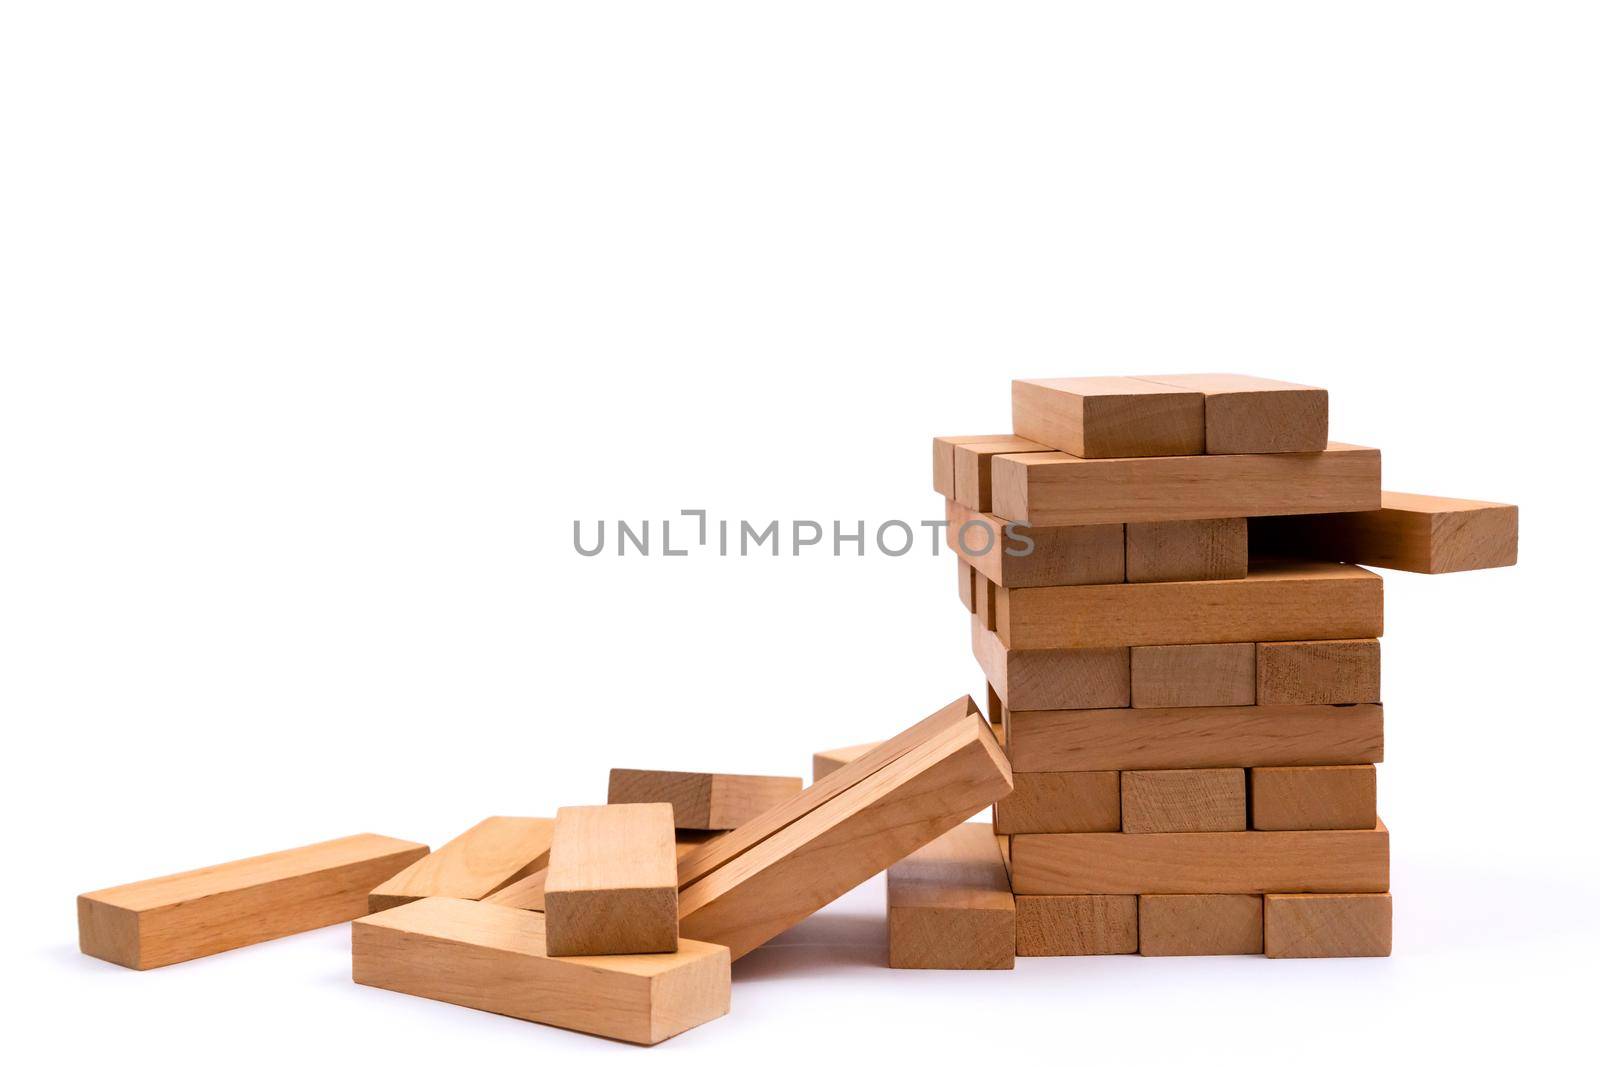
xmin=973 ymin=617 xmax=1130 ymax=711
xmin=1251 ymin=491 xmax=1517 ymax=573
xmin=1010 ymin=822 xmax=1389 ymax=895
xmin=1007 ymin=703 xmax=1384 ymax=772
xmin=997 ymin=560 xmax=1383 ymax=650
xmin=991 ymin=443 xmax=1381 ymax=527
xmin=352 ymin=898 xmax=729 ymax=1045
xmin=608 ymin=770 xmax=803 ymax=831
xmin=812 ymin=742 xmax=877 ymax=781
xmin=953 ymin=436 xmax=1054 ymax=512
xmin=1139 ymin=894 xmax=1264 ymax=956
xmin=1131 ymin=643 xmax=1256 ymax=708
xmin=1265 ymin=892 xmax=1392 ymax=958
xmin=995 ymin=771 xmax=1120 ymax=834
xmin=1136 ymin=374 xmax=1328 ymax=455
xmin=946 ymin=500 xmax=1125 ymax=588
xmin=486 ymin=835 xmax=722 ymax=913
xmin=78 ymin=834 xmax=428 ymax=970
xmin=369 ymin=817 xmax=554 ymax=913
xmin=1122 ymin=769 xmax=1246 ymax=834
xmin=934 ymin=434 xmax=1030 ymax=497
xmin=1125 ymin=518 xmax=1248 ymax=583
xmin=1257 ymin=639 xmax=1381 ymax=705
xmin=1015 ymin=894 xmax=1137 ymax=956
xmin=544 ymin=804 xmax=678 ymax=956
xmin=1012 ymin=377 xmax=1205 ymax=458
xmin=887 ymin=823 xmax=1015 ymax=969
xmin=1251 ymin=765 xmax=1377 ymax=831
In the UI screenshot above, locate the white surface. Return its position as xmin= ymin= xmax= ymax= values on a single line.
xmin=3 ymin=1 xmax=1597 ymax=1062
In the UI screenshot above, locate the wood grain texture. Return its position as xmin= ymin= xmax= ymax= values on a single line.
xmin=934 ymin=434 xmax=1036 ymax=497
xmin=953 ymin=436 xmax=1053 ymax=512
xmin=368 ymin=817 xmax=553 ymax=913
xmin=1015 ymin=895 xmax=1137 ymax=956
xmin=1138 ymin=894 xmax=1263 ymax=956
xmin=946 ymin=499 xmax=1125 ymax=588
xmin=1125 ymin=518 xmax=1248 ymax=583
xmin=1256 ymin=639 xmax=1381 ymax=705
xmin=991 ymin=443 xmax=1381 ymax=528
xmin=1012 ymin=377 xmax=1205 ymax=458
xmin=1135 ymin=374 xmax=1328 ymax=455
xmin=1250 ymin=491 xmax=1518 ymax=573
xmin=1131 ymin=643 xmax=1256 ymax=708
xmin=1121 ymin=769 xmax=1246 ymax=833
xmin=997 ymin=560 xmax=1383 ymax=650
xmin=1010 ymin=821 xmax=1389 ymax=895
xmin=1264 ymin=892 xmax=1392 ymax=957
xmin=1251 ymin=765 xmax=1377 ymax=831
xmin=544 ymin=804 xmax=678 ymax=956
xmin=485 ymin=836 xmax=721 ymax=913
xmin=973 ymin=615 xmax=1130 ymax=711
xmin=78 ymin=834 xmax=428 ymax=970
xmin=887 ymin=823 xmax=1015 ymax=969
xmin=608 ymin=770 xmax=803 ymax=831
xmin=994 ymin=771 xmax=1121 ymax=834
xmin=812 ymin=742 xmax=877 ymax=781
xmin=352 ymin=898 xmax=729 ymax=1045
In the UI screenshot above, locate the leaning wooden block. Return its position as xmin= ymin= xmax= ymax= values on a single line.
xmin=352 ymin=898 xmax=729 ymax=1045
xmin=934 ymin=434 xmax=1032 ymax=497
xmin=1135 ymin=374 xmax=1328 ymax=454
xmin=1138 ymin=894 xmax=1263 ymax=956
xmin=78 ymin=833 xmax=428 ymax=970
xmin=1264 ymin=893 xmax=1392 ymax=958
xmin=973 ymin=615 xmax=1130 ymax=711
xmin=995 ymin=771 xmax=1120 ymax=834
xmin=812 ymin=741 xmax=877 ymax=781
xmin=946 ymin=500 xmax=1125 ymax=588
xmin=608 ymin=770 xmax=803 ymax=831
xmin=1125 ymin=518 xmax=1248 ymax=583
xmin=1012 ymin=376 xmax=1205 ymax=458
xmin=368 ymin=817 xmax=554 ymax=913
xmin=1015 ymin=894 xmax=1137 ymax=956
xmin=953 ymin=436 xmax=1054 ymax=512
xmin=1121 ymin=769 xmax=1246 ymax=833
xmin=1251 ymin=765 xmax=1377 ymax=831
xmin=1250 ymin=491 xmax=1517 ymax=574
xmin=1257 ymin=639 xmax=1381 ymax=705
xmin=887 ymin=823 xmax=1015 ymax=969
xmin=544 ymin=803 xmax=678 ymax=956
xmin=1130 ymin=643 xmax=1255 ymax=708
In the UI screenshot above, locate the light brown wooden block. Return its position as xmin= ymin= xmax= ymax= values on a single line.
xmin=972 ymin=615 xmax=1130 ymax=711
xmin=947 ymin=499 xmax=1125 ymax=588
xmin=1015 ymin=894 xmax=1137 ymax=955
xmin=998 ymin=560 xmax=1382 ymax=651
xmin=812 ymin=742 xmax=877 ymax=781
xmin=1122 ymin=769 xmax=1246 ymax=833
xmin=78 ymin=834 xmax=428 ymax=970
xmin=1125 ymin=518 xmax=1248 ymax=583
xmin=1138 ymin=894 xmax=1263 ymax=955
xmin=957 ymin=557 xmax=976 ymax=612
xmin=486 ymin=835 xmax=720 ymax=912
xmin=1012 ymin=377 xmax=1205 ymax=459
xmin=1257 ymin=639 xmax=1380 ymax=705
xmin=953 ymin=436 xmax=1054 ymax=512
xmin=544 ymin=804 xmax=678 ymax=956
xmin=887 ymin=823 xmax=1015 ymax=969
xmin=1136 ymin=374 xmax=1328 ymax=454
xmin=607 ymin=770 xmax=803 ymax=831
xmin=1007 ymin=703 xmax=1383 ymax=772
xmin=368 ymin=817 xmax=553 ymax=913
xmin=1131 ymin=642 xmax=1255 ymax=708
xmin=976 ymin=571 xmax=998 ymax=631
xmin=1251 ymin=491 xmax=1517 ymax=574
xmin=1265 ymin=892 xmax=1392 ymax=958
xmin=991 ymin=443 xmax=1381 ymax=527
xmin=934 ymin=434 xmax=1030 ymax=497
xmin=352 ymin=897 xmax=729 ymax=1045
xmin=1251 ymin=765 xmax=1377 ymax=831
xmin=1011 ymin=821 xmax=1389 ymax=895
xmin=995 ymin=771 xmax=1120 ymax=834
xmin=986 ymin=682 xmax=1003 ymax=724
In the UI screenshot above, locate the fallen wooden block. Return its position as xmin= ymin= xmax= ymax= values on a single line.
xmin=887 ymin=823 xmax=1015 ymax=969
xmin=952 ymin=435 xmax=1054 ymax=511
xmin=352 ymin=898 xmax=729 ymax=1045
xmin=1121 ymin=769 xmax=1246 ymax=834
xmin=991 ymin=443 xmax=1380 ymax=527
xmin=1125 ymin=518 xmax=1248 ymax=583
xmin=544 ymin=803 xmax=678 ymax=956
xmin=608 ymin=769 xmax=803 ymax=831
xmin=972 ymin=615 xmax=1130 ymax=711
xmin=1264 ymin=892 xmax=1393 ymax=958
xmin=79 ymin=833 xmax=428 ymax=970
xmin=1012 ymin=376 xmax=1206 ymax=458
xmin=1256 ymin=639 xmax=1381 ymax=705
xmin=812 ymin=741 xmax=877 ymax=781
xmin=1130 ymin=642 xmax=1256 ymax=708
xmin=1251 ymin=765 xmax=1377 ymax=831
xmin=1015 ymin=894 xmax=1137 ymax=956
xmin=1251 ymin=491 xmax=1517 ymax=574
xmin=934 ymin=434 xmax=1033 ymax=497
xmin=994 ymin=771 xmax=1121 ymax=834
xmin=946 ymin=499 xmax=1125 ymax=588
xmin=1138 ymin=894 xmax=1264 ymax=956
xmin=1135 ymin=374 xmax=1328 ymax=455
xmin=368 ymin=817 xmax=554 ymax=913
xmin=485 ymin=834 xmax=722 ymax=913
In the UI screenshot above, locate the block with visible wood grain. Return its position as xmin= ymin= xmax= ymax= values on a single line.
xmin=1135 ymin=373 xmax=1328 ymax=454
xmin=1256 ymin=639 xmax=1381 ymax=705
xmin=1121 ymin=768 xmax=1247 ymax=833
xmin=78 ymin=833 xmax=428 ymax=970
xmin=1138 ymin=894 xmax=1263 ymax=956
xmin=1012 ymin=376 xmax=1206 ymax=458
xmin=887 ymin=823 xmax=1015 ymax=969
xmin=995 ymin=771 xmax=1120 ymax=834
xmin=946 ymin=499 xmax=1125 ymax=588
xmin=608 ymin=769 xmax=803 ymax=831
xmin=972 ymin=615 xmax=1130 ymax=711
xmin=1251 ymin=491 xmax=1517 ymax=574
xmin=1131 ymin=642 xmax=1256 ymax=708
xmin=368 ymin=817 xmax=554 ymax=913
xmin=1251 ymin=765 xmax=1377 ymax=831
xmin=352 ymin=897 xmax=730 ymax=1045
xmin=1015 ymin=894 xmax=1137 ymax=956
xmin=811 ymin=741 xmax=877 ymax=781
xmin=1125 ymin=518 xmax=1248 ymax=583
xmin=1265 ymin=892 xmax=1392 ymax=957
xmin=485 ymin=833 xmax=724 ymax=913
xmin=952 ymin=435 xmax=1053 ymax=511
xmin=934 ymin=434 xmax=1034 ymax=497
xmin=543 ymin=803 xmax=679 ymax=956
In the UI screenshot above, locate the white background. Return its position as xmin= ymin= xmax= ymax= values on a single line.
xmin=3 ymin=1 xmax=1596 ymax=1062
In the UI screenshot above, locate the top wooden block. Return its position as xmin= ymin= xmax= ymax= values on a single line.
xmin=1136 ymin=374 xmax=1328 ymax=454
xmin=1012 ymin=377 xmax=1206 ymax=458
xmin=608 ymin=770 xmax=804 ymax=831
xmin=1252 ymin=491 xmax=1518 ymax=574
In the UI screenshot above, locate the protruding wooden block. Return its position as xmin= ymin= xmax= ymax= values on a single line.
xmin=1251 ymin=765 xmax=1377 ymax=831
xmin=934 ymin=434 xmax=1034 ymax=497
xmin=607 ymin=770 xmax=803 ymax=831
xmin=1136 ymin=374 xmax=1328 ymax=454
xmin=976 ymin=571 xmax=998 ymax=631
xmin=1131 ymin=643 xmax=1256 ymax=708
xmin=1121 ymin=769 xmax=1246 ymax=834
xmin=972 ymin=617 xmax=1130 ymax=711
xmin=887 ymin=823 xmax=1015 ymax=969
xmin=957 ymin=557 xmax=976 ymax=612
xmin=1256 ymin=639 xmax=1381 ymax=705
xmin=77 ymin=834 xmax=428 ymax=970
xmin=352 ymin=898 xmax=730 ymax=1045
xmin=1012 ymin=377 xmax=1205 ymax=459
xmin=1138 ymin=894 xmax=1263 ymax=956
xmin=1125 ymin=518 xmax=1248 ymax=583
xmin=1251 ymin=491 xmax=1517 ymax=574
xmin=369 ymin=817 xmax=553 ymax=913
xmin=953 ymin=436 xmax=1054 ymax=512
xmin=1265 ymin=892 xmax=1392 ymax=958
xmin=995 ymin=771 xmax=1120 ymax=834
xmin=1015 ymin=894 xmax=1137 ymax=956
xmin=484 ymin=834 xmax=723 ymax=913
xmin=544 ymin=804 xmax=679 ymax=956
xmin=947 ymin=500 xmax=1125 ymax=588
xmin=812 ymin=741 xmax=877 ymax=781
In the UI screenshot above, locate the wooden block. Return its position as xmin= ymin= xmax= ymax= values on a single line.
xmin=1125 ymin=518 xmax=1248 ymax=583
xmin=1251 ymin=765 xmax=1377 ymax=831
xmin=953 ymin=436 xmax=1054 ymax=512
xmin=1015 ymin=894 xmax=1137 ymax=956
xmin=1121 ymin=769 xmax=1246 ymax=833
xmin=1136 ymin=374 xmax=1328 ymax=454
xmin=947 ymin=499 xmax=1125 ymax=588
xmin=997 ymin=560 xmax=1382 ymax=651
xmin=1012 ymin=377 xmax=1205 ymax=459
xmin=544 ymin=803 xmax=678 ymax=956
xmin=1264 ymin=892 xmax=1392 ymax=957
xmin=368 ymin=818 xmax=552 ymax=913
xmin=1257 ymin=639 xmax=1381 ymax=705
xmin=991 ymin=443 xmax=1381 ymax=527
xmin=995 ymin=771 xmax=1120 ymax=834
xmin=887 ymin=823 xmax=1015 ymax=969
xmin=486 ymin=834 xmax=719 ymax=912
xmin=812 ymin=741 xmax=877 ymax=781
xmin=352 ymin=898 xmax=729 ymax=1045
xmin=986 ymin=682 xmax=1003 ymax=724
xmin=976 ymin=571 xmax=998 ymax=631
xmin=957 ymin=557 xmax=975 ymax=612
xmin=1138 ymin=894 xmax=1263 ymax=956
xmin=934 ymin=434 xmax=1032 ymax=497
xmin=1011 ymin=821 xmax=1389 ymax=895
xmin=607 ymin=770 xmax=804 ymax=831
xmin=1251 ymin=491 xmax=1517 ymax=574
xmin=972 ymin=616 xmax=1130 ymax=711
xmin=1131 ymin=643 xmax=1256 ymax=708
xmin=78 ymin=834 xmax=428 ymax=970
